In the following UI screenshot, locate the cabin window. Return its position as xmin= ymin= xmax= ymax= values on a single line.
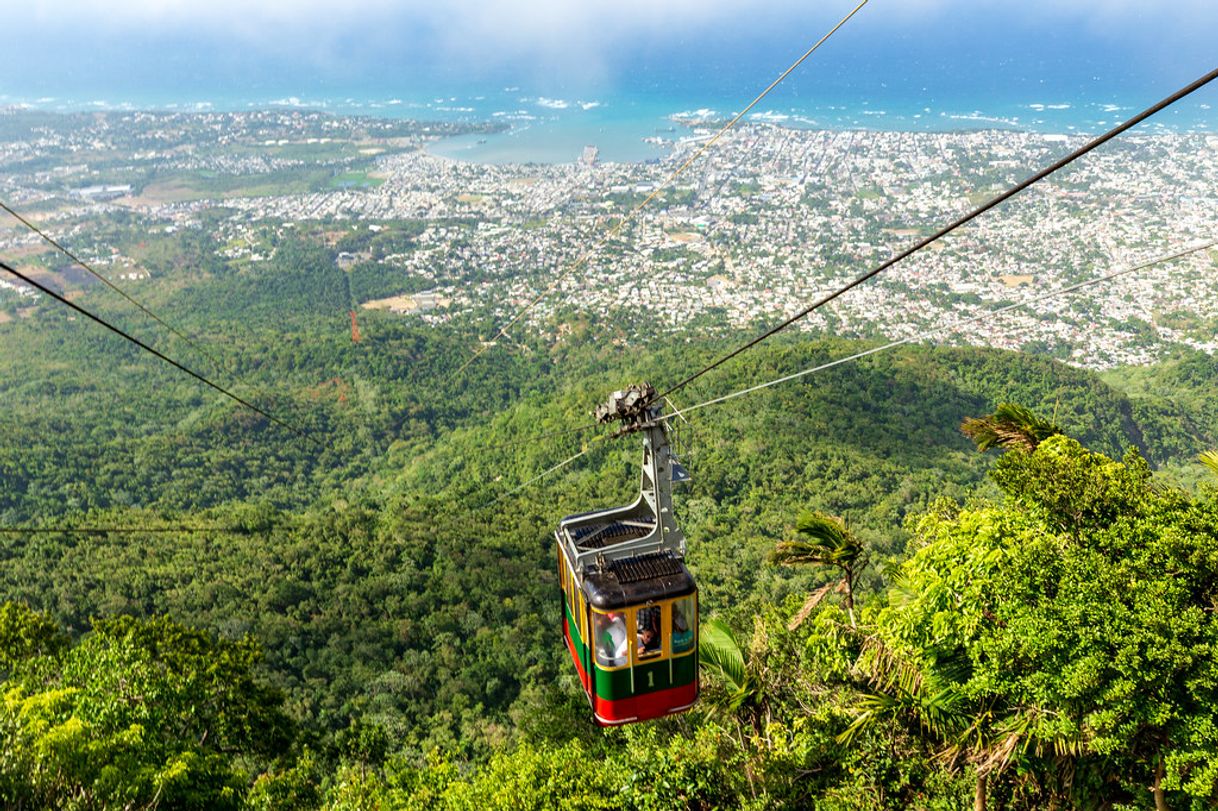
xmin=636 ymin=605 xmax=662 ymax=659
xmin=577 ymin=589 xmax=587 ymax=640
xmin=671 ymin=596 xmax=695 ymax=654
xmin=594 ymin=612 xmax=629 ymax=668
xmin=564 ymin=564 xmax=574 ymax=617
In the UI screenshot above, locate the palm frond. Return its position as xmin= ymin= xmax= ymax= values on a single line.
xmin=836 ymin=691 xmax=901 ymax=745
xmin=772 ymin=511 xmax=867 ymax=569
xmin=794 ymin=510 xmax=850 ymax=547
xmin=915 ymin=686 xmax=971 ymax=742
xmin=788 ymin=581 xmax=836 ymax=630
xmin=854 ymin=635 xmax=925 ymax=696
xmin=1201 ymin=449 xmax=1218 ymax=478
xmin=699 ymin=618 xmax=750 ymax=708
xmin=962 ymin=402 xmax=1061 ymax=453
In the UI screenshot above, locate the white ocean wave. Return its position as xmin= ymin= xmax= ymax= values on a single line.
xmin=387 ymin=99 xmax=403 ymax=105
xmin=941 ymin=111 xmax=1020 ymax=127
xmin=750 ymin=111 xmax=789 ymax=122
xmin=578 ymin=100 xmax=601 ymax=111
xmin=536 ymin=97 xmax=569 ymax=109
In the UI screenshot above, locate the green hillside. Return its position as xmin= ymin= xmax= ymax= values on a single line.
xmin=2 ymin=235 xmax=1217 ymax=808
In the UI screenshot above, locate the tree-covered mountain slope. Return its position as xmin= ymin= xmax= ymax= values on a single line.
xmin=3 ymin=235 xmax=1217 ymax=808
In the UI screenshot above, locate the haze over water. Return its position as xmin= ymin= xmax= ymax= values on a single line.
xmin=3 ymin=1 xmax=1215 ymax=163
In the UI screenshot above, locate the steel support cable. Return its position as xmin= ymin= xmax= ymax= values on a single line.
xmin=657 ymin=65 xmax=1218 ymax=401
xmin=656 ymin=239 xmax=1215 ymax=424
xmin=479 ymin=432 xmax=617 ymax=508
xmin=476 ymin=239 xmax=1213 ymax=504
xmin=0 ymin=259 xmax=320 ymax=446
xmin=483 ymin=420 xmax=602 ymax=451
xmin=475 ymin=240 xmax=1214 ymax=457
xmin=0 ymin=200 xmax=242 ymax=382
xmin=449 ymin=0 xmax=871 ymax=381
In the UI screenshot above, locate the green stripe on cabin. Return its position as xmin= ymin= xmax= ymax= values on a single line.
xmin=563 ymin=597 xmax=589 ymax=661
xmin=594 ymin=651 xmax=697 ymax=701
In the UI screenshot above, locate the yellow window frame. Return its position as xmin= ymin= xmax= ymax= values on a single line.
xmin=589 ymin=595 xmax=697 ymax=671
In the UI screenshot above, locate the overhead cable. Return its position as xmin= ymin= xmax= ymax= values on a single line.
xmin=0 ymin=199 xmax=238 ymax=379
xmin=484 ymin=420 xmax=602 ymax=451
xmin=661 ymin=240 xmax=1216 ymax=422
xmin=481 ymin=240 xmax=1214 ymax=499
xmin=449 ymin=0 xmax=871 ymax=381
xmin=481 ymin=431 xmax=619 ymax=507
xmin=657 ymin=65 xmax=1218 ymax=400
xmin=0 ymin=259 xmax=319 ymax=446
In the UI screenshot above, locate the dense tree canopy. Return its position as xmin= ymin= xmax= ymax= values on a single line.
xmin=2 ymin=229 xmax=1217 ymax=807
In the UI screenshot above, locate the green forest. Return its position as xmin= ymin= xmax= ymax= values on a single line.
xmin=2 ymin=232 xmax=1218 ymax=809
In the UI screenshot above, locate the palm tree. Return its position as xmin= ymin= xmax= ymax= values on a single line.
xmin=961 ymin=403 xmax=1061 ymax=453
xmin=841 ymin=636 xmax=1085 ymax=811
xmin=699 ymin=617 xmax=768 ymax=796
xmin=772 ymin=511 xmax=868 ymax=628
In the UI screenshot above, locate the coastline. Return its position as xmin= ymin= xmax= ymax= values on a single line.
xmin=3 ymin=90 xmax=1212 ymax=167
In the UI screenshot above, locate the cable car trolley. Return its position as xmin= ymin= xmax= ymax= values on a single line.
xmin=555 ymin=383 xmax=698 ymax=725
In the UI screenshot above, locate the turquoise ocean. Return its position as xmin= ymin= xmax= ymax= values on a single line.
xmin=2 ymin=15 xmax=1214 ymax=165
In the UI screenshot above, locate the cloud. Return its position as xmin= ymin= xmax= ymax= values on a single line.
xmin=22 ymin=0 xmax=1218 ymax=30
xmin=7 ymin=0 xmax=1215 ymax=90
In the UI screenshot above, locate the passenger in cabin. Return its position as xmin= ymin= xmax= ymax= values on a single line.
xmin=598 ymin=612 xmax=629 ymax=667
xmin=671 ymin=599 xmax=693 ymax=652
xmin=637 ymin=606 xmax=662 ymax=657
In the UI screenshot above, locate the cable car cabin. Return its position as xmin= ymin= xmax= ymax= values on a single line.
xmin=555 ymin=385 xmax=698 ymax=726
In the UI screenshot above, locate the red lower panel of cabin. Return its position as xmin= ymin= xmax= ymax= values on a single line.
xmin=566 ymin=617 xmax=697 ymax=726
xmin=593 ymin=681 xmax=698 ymax=726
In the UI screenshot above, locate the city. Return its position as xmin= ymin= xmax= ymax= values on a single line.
xmin=1 ymin=107 xmax=1215 ymax=367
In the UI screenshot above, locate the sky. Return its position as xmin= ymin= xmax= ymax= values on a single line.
xmin=2 ymin=1 xmax=1215 ymax=104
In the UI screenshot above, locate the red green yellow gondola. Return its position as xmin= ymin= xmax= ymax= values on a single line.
xmin=555 ymin=384 xmax=699 ymax=725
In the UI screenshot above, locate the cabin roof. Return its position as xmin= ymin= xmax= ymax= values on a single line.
xmin=582 ymin=552 xmax=695 ymax=610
